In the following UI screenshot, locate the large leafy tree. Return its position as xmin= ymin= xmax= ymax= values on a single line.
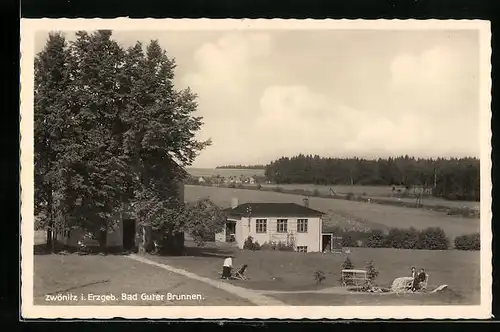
xmin=34 ymin=31 xmax=212 ymax=252
xmin=34 ymin=32 xmax=71 ymax=250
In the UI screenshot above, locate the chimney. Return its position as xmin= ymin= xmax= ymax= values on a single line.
xmin=303 ymin=197 xmax=309 ymax=208
xmin=231 ymin=197 xmax=239 ymax=208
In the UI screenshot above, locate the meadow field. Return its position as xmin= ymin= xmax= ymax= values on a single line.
xmin=149 ymin=240 xmax=481 ymax=305
xmin=187 ymin=168 xmax=479 ymax=210
xmin=184 ymin=185 xmax=480 ymax=240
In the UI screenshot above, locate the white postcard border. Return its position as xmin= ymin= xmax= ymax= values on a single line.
xmin=20 ymin=18 xmax=492 ymax=320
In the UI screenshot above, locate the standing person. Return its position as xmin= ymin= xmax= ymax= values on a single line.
xmin=221 ymin=255 xmax=233 ymax=279
xmin=409 ymin=266 xmax=416 ymax=290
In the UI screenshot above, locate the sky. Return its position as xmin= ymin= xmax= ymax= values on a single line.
xmin=35 ymin=29 xmax=480 ymax=168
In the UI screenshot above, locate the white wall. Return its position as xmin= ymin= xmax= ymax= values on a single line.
xmin=235 ymin=216 xmax=322 ymax=252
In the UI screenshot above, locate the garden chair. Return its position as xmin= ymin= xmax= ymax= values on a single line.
xmin=232 ymin=264 xmax=248 ymax=280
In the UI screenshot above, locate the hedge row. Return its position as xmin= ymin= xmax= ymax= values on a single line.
xmin=326 ymin=226 xmax=480 ymax=251
xmin=454 ymin=233 xmax=480 ymax=250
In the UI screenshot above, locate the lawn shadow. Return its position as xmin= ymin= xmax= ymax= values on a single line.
xmin=156 ymin=241 xmax=238 ymax=258
xmin=33 ymin=243 xmax=134 ymax=256
xmin=34 ymin=244 xmax=52 ymax=255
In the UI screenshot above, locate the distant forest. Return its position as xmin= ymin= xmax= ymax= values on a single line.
xmin=216 ymin=164 xmax=266 ymax=169
xmin=264 ymin=155 xmax=480 ymax=202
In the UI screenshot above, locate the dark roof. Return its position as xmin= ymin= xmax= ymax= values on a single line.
xmin=224 ymin=203 xmax=325 ymax=218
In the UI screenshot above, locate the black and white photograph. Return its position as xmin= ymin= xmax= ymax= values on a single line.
xmin=20 ymin=19 xmax=491 ymax=319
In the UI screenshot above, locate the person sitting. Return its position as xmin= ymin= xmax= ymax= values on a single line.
xmin=412 ymin=268 xmax=427 ymax=291
xmin=221 ymin=255 xmax=233 ymax=280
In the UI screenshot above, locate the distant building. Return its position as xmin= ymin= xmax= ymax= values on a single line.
xmin=54 ymin=161 xmax=187 ymax=252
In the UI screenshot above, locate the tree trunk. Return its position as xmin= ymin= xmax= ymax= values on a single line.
xmin=46 ymin=183 xmax=55 ymax=252
xmin=98 ymin=223 xmax=108 ymax=254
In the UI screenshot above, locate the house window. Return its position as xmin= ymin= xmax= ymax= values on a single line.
xmin=256 ymin=219 xmax=267 ymax=233
xmin=297 ymin=246 xmax=308 ymax=252
xmin=297 ymin=219 xmax=308 ymax=233
xmin=277 ymin=219 xmax=288 ymax=233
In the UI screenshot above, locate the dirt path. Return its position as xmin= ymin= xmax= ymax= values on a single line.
xmin=128 ymin=254 xmax=286 ymax=306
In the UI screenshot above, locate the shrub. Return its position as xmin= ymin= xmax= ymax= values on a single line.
xmin=340 ymin=256 xmax=355 ymax=285
xmin=314 ymin=270 xmax=326 ymax=285
xmin=385 ymin=227 xmax=419 ymax=249
xmin=366 ymin=229 xmax=386 ymax=248
xmin=454 ymin=233 xmax=480 ymax=250
xmin=341 ymin=234 xmax=356 ymax=247
xmin=341 ymin=256 xmax=354 ymax=270
xmin=243 ymin=236 xmax=261 ymax=251
xmin=416 ymin=227 xmax=450 ymax=250
xmin=400 ymin=227 xmax=420 ymax=249
xmin=260 ymin=242 xmax=272 ymax=250
xmin=243 ymin=236 xmax=254 ymax=250
xmin=276 ymin=240 xmax=294 ymax=251
xmin=365 ymin=260 xmax=379 ymax=282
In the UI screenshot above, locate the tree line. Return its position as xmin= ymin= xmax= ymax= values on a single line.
xmin=35 ymin=31 xmax=224 ymax=253
xmin=215 ymin=164 xmax=266 ymax=169
xmin=264 ymin=154 xmax=480 ymax=201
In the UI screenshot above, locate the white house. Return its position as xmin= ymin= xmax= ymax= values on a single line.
xmin=216 ymin=199 xmax=325 ymax=253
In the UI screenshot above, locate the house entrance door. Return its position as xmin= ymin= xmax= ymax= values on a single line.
xmin=122 ymin=219 xmax=136 ymax=250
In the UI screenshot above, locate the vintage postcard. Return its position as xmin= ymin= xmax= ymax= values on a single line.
xmin=20 ymin=19 xmax=492 ymax=320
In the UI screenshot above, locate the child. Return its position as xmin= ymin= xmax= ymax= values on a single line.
xmin=221 ymin=255 xmax=233 ymax=279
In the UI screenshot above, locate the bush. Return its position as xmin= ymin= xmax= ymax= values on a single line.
xmin=243 ymin=236 xmax=261 ymax=251
xmin=365 ymin=260 xmax=379 ymax=282
xmin=243 ymin=236 xmax=254 ymax=250
xmin=314 ymin=270 xmax=326 ymax=285
xmin=416 ymin=227 xmax=450 ymax=250
xmin=341 ymin=256 xmax=354 ymax=270
xmin=455 ymin=233 xmax=480 ymax=250
xmin=341 ymin=234 xmax=356 ymax=247
xmin=276 ymin=240 xmax=294 ymax=251
xmin=366 ymin=229 xmax=386 ymax=248
xmin=260 ymin=242 xmax=272 ymax=250
xmin=340 ymin=256 xmax=355 ymax=285
xmin=385 ymin=227 xmax=419 ymax=249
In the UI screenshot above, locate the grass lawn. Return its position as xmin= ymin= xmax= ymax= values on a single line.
xmin=185 ymin=185 xmax=480 ymax=240
xmin=33 ymin=250 xmax=252 ymax=306
xmin=149 ymin=241 xmax=481 ymax=305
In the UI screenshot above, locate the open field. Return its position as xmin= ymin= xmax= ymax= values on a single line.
xmin=185 ymin=168 xmax=479 ymax=210
xmin=185 ymin=186 xmax=480 ymax=240
xmin=187 ymin=168 xmax=265 ymax=178
xmin=33 ymin=251 xmax=252 ymax=306
xmin=149 ymin=240 xmax=480 ymax=305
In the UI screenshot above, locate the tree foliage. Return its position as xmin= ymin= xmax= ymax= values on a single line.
xmin=34 ymin=31 xmax=211 ymax=252
xmin=265 ymin=154 xmax=480 ymax=201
